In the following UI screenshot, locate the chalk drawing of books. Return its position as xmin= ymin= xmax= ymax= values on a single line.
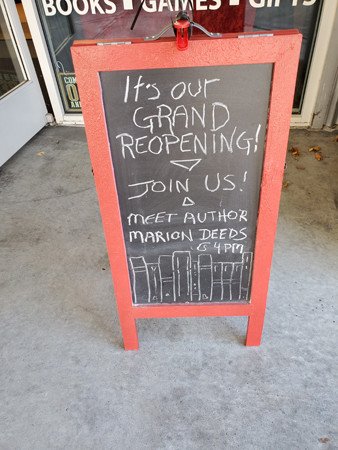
xmin=129 ymin=252 xmax=253 ymax=304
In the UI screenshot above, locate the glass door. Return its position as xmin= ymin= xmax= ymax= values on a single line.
xmin=0 ymin=0 xmax=47 ymax=166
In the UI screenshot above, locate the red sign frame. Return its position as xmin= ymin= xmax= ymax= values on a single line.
xmin=72 ymin=31 xmax=301 ymax=350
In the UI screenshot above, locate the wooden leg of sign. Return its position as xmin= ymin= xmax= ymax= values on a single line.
xmin=120 ymin=316 xmax=139 ymax=351
xmin=245 ymin=314 xmax=264 ymax=346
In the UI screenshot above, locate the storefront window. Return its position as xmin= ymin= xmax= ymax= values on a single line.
xmin=36 ymin=0 xmax=322 ymax=114
xmin=243 ymin=1 xmax=322 ymax=111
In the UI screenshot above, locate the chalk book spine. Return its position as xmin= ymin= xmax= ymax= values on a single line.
xmin=159 ymin=255 xmax=174 ymax=302
xmin=191 ymin=260 xmax=199 ymax=302
xmin=198 ymin=254 xmax=212 ymax=301
xmin=231 ymin=263 xmax=242 ymax=301
xmin=212 ymin=262 xmax=223 ymax=301
xmin=222 ymin=263 xmax=233 ymax=302
xmin=173 ymin=251 xmax=192 ymax=302
xmin=129 ymin=256 xmax=150 ymax=304
xmin=147 ymin=263 xmax=161 ymax=303
xmin=239 ymin=252 xmax=253 ymax=301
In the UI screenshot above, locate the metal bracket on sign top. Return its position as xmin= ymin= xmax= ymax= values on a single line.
xmin=131 ymin=0 xmax=221 ymax=51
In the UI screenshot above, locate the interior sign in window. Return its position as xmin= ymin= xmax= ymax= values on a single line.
xmin=58 ymin=73 xmax=81 ymax=112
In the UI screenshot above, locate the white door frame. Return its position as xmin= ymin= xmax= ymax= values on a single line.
xmin=291 ymin=0 xmax=338 ymax=127
xmin=0 ymin=0 xmax=47 ymax=166
xmin=22 ymin=0 xmax=68 ymax=123
xmin=23 ymin=0 xmax=337 ymax=127
xmin=311 ymin=4 xmax=338 ymax=129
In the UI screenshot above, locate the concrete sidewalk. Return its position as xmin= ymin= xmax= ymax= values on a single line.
xmin=1 ymin=126 xmax=338 ymax=450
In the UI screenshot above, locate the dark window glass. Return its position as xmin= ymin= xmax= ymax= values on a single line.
xmin=36 ymin=0 xmax=322 ymax=113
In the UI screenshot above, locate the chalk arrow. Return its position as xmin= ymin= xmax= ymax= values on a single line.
xmin=182 ymin=197 xmax=195 ymax=206
xmin=170 ymin=159 xmax=201 ymax=172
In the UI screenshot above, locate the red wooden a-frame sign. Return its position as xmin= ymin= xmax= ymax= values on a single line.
xmin=72 ymin=31 xmax=301 ymax=350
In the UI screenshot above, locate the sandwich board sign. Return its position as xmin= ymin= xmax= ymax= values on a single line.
xmin=71 ymin=31 xmax=301 ymax=350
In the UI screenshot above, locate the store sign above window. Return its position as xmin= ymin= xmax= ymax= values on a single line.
xmin=42 ymin=0 xmax=317 ymax=16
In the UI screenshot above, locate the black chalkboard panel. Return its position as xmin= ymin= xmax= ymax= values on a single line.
xmin=100 ymin=64 xmax=272 ymax=305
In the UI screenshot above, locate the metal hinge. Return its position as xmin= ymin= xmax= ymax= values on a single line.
xmin=97 ymin=41 xmax=132 ymax=46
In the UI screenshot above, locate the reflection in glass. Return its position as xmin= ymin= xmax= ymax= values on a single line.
xmin=0 ymin=0 xmax=26 ymax=98
xmin=244 ymin=0 xmax=323 ymax=111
